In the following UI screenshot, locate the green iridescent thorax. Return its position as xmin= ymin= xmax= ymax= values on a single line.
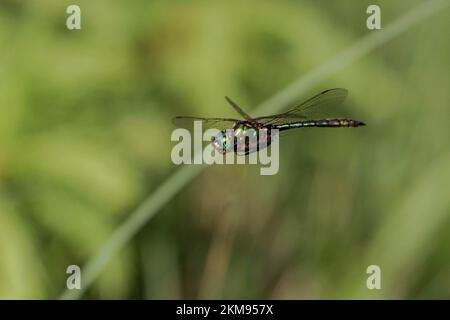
xmin=211 ymin=121 xmax=269 ymax=155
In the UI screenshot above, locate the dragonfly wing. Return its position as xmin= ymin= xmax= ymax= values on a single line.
xmin=252 ymin=113 xmax=306 ymax=121
xmin=172 ymin=116 xmax=238 ymax=132
xmin=225 ymin=96 xmax=253 ymax=121
xmin=259 ymin=88 xmax=348 ymax=125
xmin=173 ymin=89 xmax=349 ymax=131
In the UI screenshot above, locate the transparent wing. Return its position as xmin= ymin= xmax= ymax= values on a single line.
xmin=256 ymin=88 xmax=348 ymax=125
xmin=172 ymin=89 xmax=348 ymax=131
xmin=172 ymin=116 xmax=238 ymax=132
xmin=252 ymin=113 xmax=307 ymax=121
xmin=225 ymin=96 xmax=252 ymax=120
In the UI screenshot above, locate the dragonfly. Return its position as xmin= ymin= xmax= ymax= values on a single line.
xmin=173 ymin=88 xmax=365 ymax=155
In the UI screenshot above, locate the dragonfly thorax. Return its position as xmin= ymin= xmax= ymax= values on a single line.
xmin=211 ymin=122 xmax=275 ymax=155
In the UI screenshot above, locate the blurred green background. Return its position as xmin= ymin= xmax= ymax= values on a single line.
xmin=0 ymin=0 xmax=449 ymax=299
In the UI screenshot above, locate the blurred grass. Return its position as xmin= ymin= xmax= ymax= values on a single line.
xmin=0 ymin=0 xmax=449 ymax=299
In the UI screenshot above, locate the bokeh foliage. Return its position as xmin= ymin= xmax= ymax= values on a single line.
xmin=0 ymin=0 xmax=449 ymax=299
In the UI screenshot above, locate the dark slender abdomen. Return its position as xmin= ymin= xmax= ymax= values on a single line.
xmin=276 ymin=119 xmax=365 ymax=131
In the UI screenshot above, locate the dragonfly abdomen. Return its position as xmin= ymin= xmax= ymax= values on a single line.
xmin=276 ymin=119 xmax=365 ymax=131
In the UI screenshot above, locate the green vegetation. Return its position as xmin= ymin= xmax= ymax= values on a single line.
xmin=0 ymin=0 xmax=449 ymax=299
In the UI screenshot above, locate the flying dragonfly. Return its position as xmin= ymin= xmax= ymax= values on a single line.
xmin=173 ymin=88 xmax=365 ymax=155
